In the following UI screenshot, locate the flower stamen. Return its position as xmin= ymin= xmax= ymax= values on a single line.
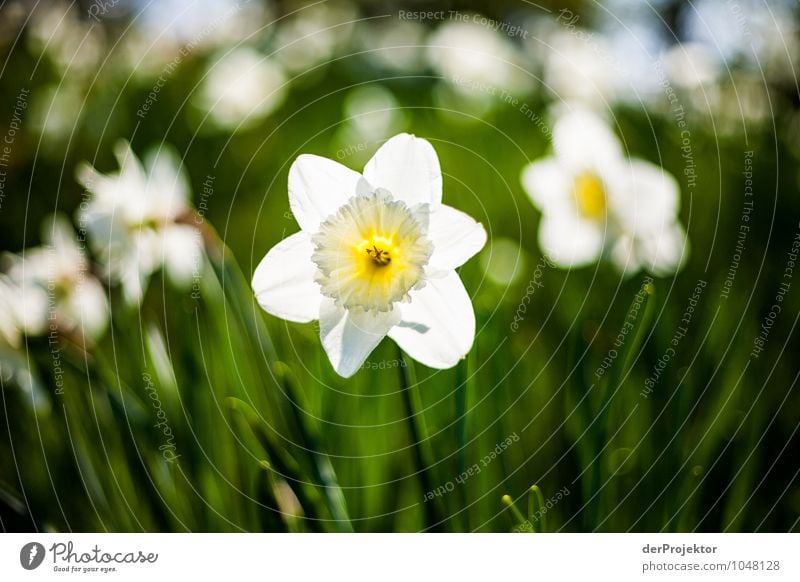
xmin=366 ymin=244 xmax=391 ymax=265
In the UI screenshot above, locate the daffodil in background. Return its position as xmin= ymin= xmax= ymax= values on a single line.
xmin=0 ymin=273 xmax=49 ymax=411
xmin=427 ymin=17 xmax=532 ymax=122
xmin=520 ymin=108 xmax=688 ymax=276
xmin=77 ymin=141 xmax=204 ymax=305
xmin=2 ymin=214 xmax=108 ymax=348
xmin=195 ymin=47 xmax=288 ymax=132
xmin=0 ymin=271 xmax=46 ymax=346
xmin=252 ymin=133 xmax=487 ymax=377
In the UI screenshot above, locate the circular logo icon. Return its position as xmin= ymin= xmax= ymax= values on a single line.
xmin=19 ymin=542 xmax=45 ymax=570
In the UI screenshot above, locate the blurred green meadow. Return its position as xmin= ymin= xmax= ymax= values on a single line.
xmin=1 ymin=0 xmax=799 ymax=532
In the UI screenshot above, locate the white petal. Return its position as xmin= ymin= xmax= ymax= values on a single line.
xmin=132 ymin=228 xmax=164 ymax=275
xmin=109 ymin=228 xmax=163 ymax=306
xmin=43 ymin=214 xmax=81 ymax=259
xmin=8 ymin=247 xmax=51 ymax=283
xmin=363 ymin=133 xmax=442 ymax=208
xmin=553 ymin=108 xmax=623 ymax=173
xmin=114 ymin=141 xmax=154 ymax=223
xmin=641 ymin=222 xmax=689 ymax=276
xmin=16 ymin=282 xmax=48 ymax=336
xmin=119 ymin=250 xmax=149 ymax=306
xmin=609 ymin=233 xmax=644 ymax=277
xmin=252 ymin=232 xmax=323 ymax=323
xmin=76 ymin=200 xmax=116 ymax=255
xmin=427 ymin=204 xmax=487 ymax=272
xmin=288 ymin=154 xmax=369 ymax=232
xmin=75 ymin=161 xmax=139 ymax=218
xmin=78 ymin=141 xmax=152 ymax=227
xmin=144 ymin=145 xmax=191 ymax=220
xmin=76 ymin=161 xmax=115 ymax=202
xmin=0 ymin=280 xmax=24 ymax=346
xmin=520 ymin=158 xmax=572 ymax=213
xmin=387 ymin=271 xmax=475 ymax=369
xmin=161 ymin=225 xmax=203 ymax=288
xmin=0 ymin=276 xmax=19 ymax=345
xmin=114 ymin=140 xmax=147 ymax=186
xmin=613 ymin=159 xmax=680 ymax=235
xmin=538 ymin=212 xmax=604 ymax=268
xmin=319 ymin=300 xmax=399 ymax=378
xmin=66 ymin=277 xmax=109 ymax=339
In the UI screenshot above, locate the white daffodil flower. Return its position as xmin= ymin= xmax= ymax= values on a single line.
xmin=521 ymin=108 xmax=688 ymax=276
xmin=77 ymin=141 xmax=203 ymax=305
xmin=427 ymin=18 xmax=530 ymax=96
xmin=4 ymin=215 xmax=108 ymax=341
xmin=252 ymin=133 xmax=487 ymax=378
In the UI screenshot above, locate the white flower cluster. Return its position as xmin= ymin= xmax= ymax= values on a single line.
xmin=1 ymin=142 xmax=203 ymax=378
xmin=9 ymin=3 xmax=712 ymax=384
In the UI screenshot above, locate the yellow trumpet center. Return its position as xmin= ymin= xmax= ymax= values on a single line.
xmin=574 ymin=172 xmax=606 ymax=220
xmin=312 ymin=191 xmax=432 ymax=312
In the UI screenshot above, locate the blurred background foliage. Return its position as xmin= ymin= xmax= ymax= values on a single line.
xmin=1 ymin=0 xmax=799 ymax=532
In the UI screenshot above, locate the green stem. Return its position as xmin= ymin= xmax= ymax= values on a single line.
xmin=398 ymin=349 xmax=442 ymax=531
xmin=275 ymin=363 xmax=352 ymax=532
xmin=589 ymin=280 xmax=656 ymax=529
xmin=502 ymin=494 xmax=527 ymax=529
xmin=455 ymin=358 xmax=469 ymax=531
xmin=529 ymin=484 xmax=547 ymax=533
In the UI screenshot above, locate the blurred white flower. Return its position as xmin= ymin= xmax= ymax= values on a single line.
xmin=195 ymin=47 xmax=288 ymax=131
xmin=3 ymin=215 xmax=108 ymax=341
xmin=77 ymin=141 xmax=203 ymax=305
xmin=343 ymin=85 xmax=407 ymax=140
xmin=0 ymin=274 xmax=49 ymax=411
xmin=578 ymin=0 xmax=676 ymax=104
xmin=428 ymin=18 xmax=531 ymax=98
xmin=521 ymin=108 xmax=688 ymax=276
xmin=332 ymin=85 xmax=407 ymax=165
xmin=658 ymin=41 xmax=768 ymax=134
xmin=118 ymin=0 xmax=270 ymax=80
xmin=680 ymin=0 xmax=798 ymax=82
xmin=358 ymin=19 xmax=426 ymax=73
xmin=273 ymin=2 xmax=357 ymax=74
xmin=0 ymin=274 xmax=45 ymax=348
xmin=252 ymin=133 xmax=487 ymax=377
xmin=0 ymin=276 xmax=26 ymax=354
xmin=662 ymin=42 xmax=719 ymax=90
xmin=30 ymin=84 xmax=84 ymax=148
xmin=0 ymin=278 xmax=19 ymax=347
xmin=27 ymin=2 xmax=104 ymax=79
xmin=606 ymin=24 xmax=670 ymax=104
xmin=538 ymin=24 xmax=623 ymax=106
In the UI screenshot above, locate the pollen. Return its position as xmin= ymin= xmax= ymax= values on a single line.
xmin=574 ymin=172 xmax=606 ymax=220
xmin=311 ymin=190 xmax=432 ymax=312
xmin=366 ymin=244 xmax=392 ymax=266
